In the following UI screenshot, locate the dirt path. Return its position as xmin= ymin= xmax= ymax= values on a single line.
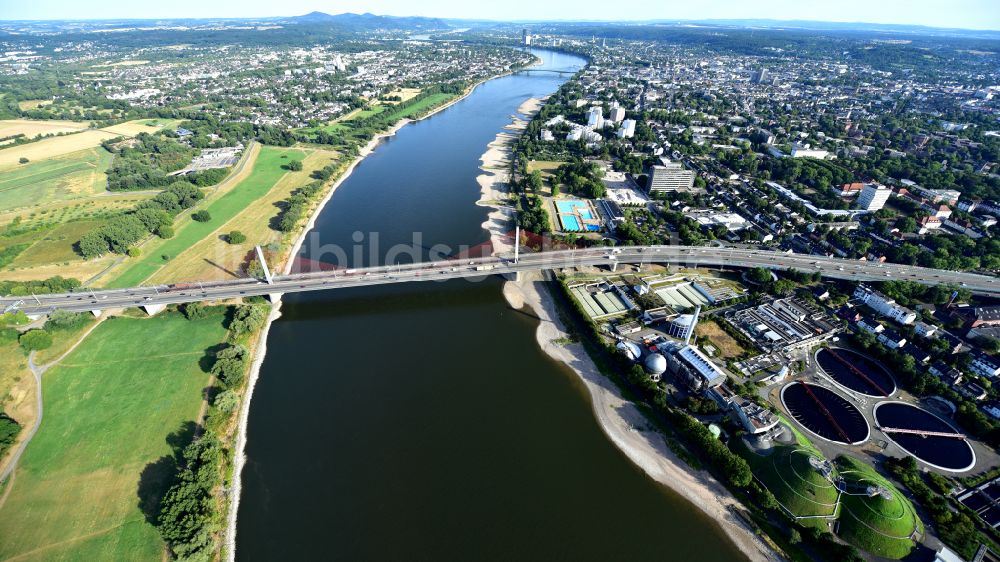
xmin=0 ymin=317 xmax=106 ymax=487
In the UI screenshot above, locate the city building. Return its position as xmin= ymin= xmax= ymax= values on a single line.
xmin=587 ymin=106 xmax=604 ymax=128
xmin=856 ymin=183 xmax=892 ymax=211
xmin=790 ymin=144 xmax=830 ymax=159
xmin=609 ymin=106 xmax=626 ymax=123
xmin=970 ymin=354 xmax=1000 ymax=378
xmin=837 ymin=182 xmax=866 ymax=197
xmin=647 ymin=159 xmax=696 ymax=193
xmin=853 ymin=285 xmax=917 ymax=325
xmin=617 ymin=119 xmax=636 ymax=139
xmin=522 ymin=28 xmax=531 ymax=46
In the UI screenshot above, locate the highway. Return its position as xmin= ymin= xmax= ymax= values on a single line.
xmin=3 ymin=245 xmax=998 ymax=316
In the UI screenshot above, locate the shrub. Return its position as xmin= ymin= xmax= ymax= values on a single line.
xmin=191 ymin=210 xmax=212 ymax=222
xmin=19 ymin=329 xmax=52 ymax=351
xmin=127 ymin=247 xmax=141 ymax=258
xmin=283 ymin=160 xmax=303 ymax=171
xmin=227 ymin=231 xmax=247 ymax=244
xmin=157 ymin=224 xmax=174 ymax=239
xmin=18 ymin=157 xmax=28 ymax=164
xmin=44 ymin=310 xmax=88 ymax=331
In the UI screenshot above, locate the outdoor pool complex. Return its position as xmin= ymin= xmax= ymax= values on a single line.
xmin=556 ymin=199 xmax=601 ymax=232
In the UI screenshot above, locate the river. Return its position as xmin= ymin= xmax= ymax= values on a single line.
xmin=235 ymin=48 xmax=749 ymax=561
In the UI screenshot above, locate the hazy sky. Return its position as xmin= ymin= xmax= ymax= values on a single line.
xmin=2 ymin=0 xmax=998 ymax=31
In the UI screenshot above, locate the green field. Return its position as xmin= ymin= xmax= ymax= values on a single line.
xmin=1 ymin=220 xmax=105 ymax=269
xmin=107 ymin=146 xmax=305 ymax=287
xmin=381 ymin=93 xmax=454 ymax=121
xmin=0 ymin=147 xmax=113 ymax=214
xmin=0 ymin=312 xmax=227 ymax=561
xmin=835 ymin=456 xmax=922 ymax=559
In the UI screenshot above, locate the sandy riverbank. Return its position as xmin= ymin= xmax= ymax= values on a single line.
xmin=475 ymin=105 xmax=779 ymax=561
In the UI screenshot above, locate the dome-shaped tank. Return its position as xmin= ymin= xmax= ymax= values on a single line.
xmin=617 ymin=340 xmax=642 ymax=361
xmin=644 ymin=353 xmax=667 ymax=375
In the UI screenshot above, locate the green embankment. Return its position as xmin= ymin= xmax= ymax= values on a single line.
xmin=0 ymin=147 xmax=113 ymax=213
xmin=739 ymin=444 xmax=840 ymax=525
xmin=0 ymin=312 xmax=227 ymax=561
xmin=835 ymin=456 xmax=922 ymax=560
xmin=108 ymin=146 xmax=304 ymax=287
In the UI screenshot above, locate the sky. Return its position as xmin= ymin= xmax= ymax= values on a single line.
xmin=1 ymin=0 xmax=998 ymax=31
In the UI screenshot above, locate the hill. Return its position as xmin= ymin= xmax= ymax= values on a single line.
xmin=291 ymin=12 xmax=450 ymax=30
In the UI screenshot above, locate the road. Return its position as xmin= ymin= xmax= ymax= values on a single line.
xmin=3 ymin=246 xmax=998 ymax=316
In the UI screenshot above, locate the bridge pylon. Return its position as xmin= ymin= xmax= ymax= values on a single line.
xmin=255 ymin=245 xmax=274 ymax=285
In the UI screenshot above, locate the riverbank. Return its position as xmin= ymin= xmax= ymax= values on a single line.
xmin=476 ymin=111 xmax=778 ymax=561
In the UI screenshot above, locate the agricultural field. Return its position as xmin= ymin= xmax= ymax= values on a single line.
xmin=0 ymin=119 xmax=89 ymax=138
xmin=0 ymin=130 xmax=119 ymax=169
xmin=0 ymin=312 xmax=228 ymax=561
xmin=105 ymin=145 xmax=306 ymax=288
xmin=835 ymin=456 xmax=922 ymax=560
xmin=0 ymin=147 xmax=114 ymax=216
xmin=147 ymin=148 xmax=338 ymax=283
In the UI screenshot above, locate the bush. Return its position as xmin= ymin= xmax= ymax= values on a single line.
xmin=18 ymin=157 xmax=28 ymax=164
xmin=181 ymin=302 xmax=209 ymax=320
xmin=19 ymin=329 xmax=52 ymax=351
xmin=283 ymin=160 xmax=303 ymax=171
xmin=227 ymin=231 xmax=247 ymax=244
xmin=44 ymin=310 xmax=88 ymax=331
xmin=157 ymin=225 xmax=174 ymax=239
xmin=126 ymin=247 xmax=140 ymax=258
xmin=211 ymin=344 xmax=248 ymax=388
xmin=0 ymin=413 xmax=21 ymax=457
xmin=191 ymin=210 xmax=211 ymax=222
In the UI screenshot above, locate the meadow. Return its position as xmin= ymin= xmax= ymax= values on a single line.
xmin=0 ymin=312 xmax=227 ymax=561
xmin=107 ymin=146 xmax=306 ymax=287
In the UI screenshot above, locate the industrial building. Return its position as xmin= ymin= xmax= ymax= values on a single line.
xmin=726 ymin=297 xmax=840 ymax=352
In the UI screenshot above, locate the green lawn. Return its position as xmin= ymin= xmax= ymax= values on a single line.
xmin=381 ymin=93 xmax=454 ymax=121
xmin=835 ymin=456 xmax=922 ymax=559
xmin=0 ymin=312 xmax=227 ymax=561
xmin=107 ymin=146 xmax=304 ymax=287
xmin=4 ymin=220 xmax=105 ymax=268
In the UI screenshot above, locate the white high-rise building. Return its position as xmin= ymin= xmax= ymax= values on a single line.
xmin=617 ymin=119 xmax=636 ymax=139
xmin=647 ymin=160 xmax=696 ymax=193
xmin=609 ymin=107 xmax=626 ymax=123
xmin=857 ymin=184 xmax=892 ymax=211
xmin=587 ymin=106 xmax=604 ymax=128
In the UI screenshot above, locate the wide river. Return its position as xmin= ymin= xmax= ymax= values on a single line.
xmin=235 ymin=48 xmax=748 ymax=561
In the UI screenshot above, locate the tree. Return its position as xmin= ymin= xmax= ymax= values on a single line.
xmin=19 ymin=329 xmax=52 ymax=351
xmin=191 ymin=210 xmax=211 ymax=222
xmin=157 ymin=225 xmax=174 ymax=239
xmin=283 ymin=159 xmax=303 ymax=172
xmin=227 ymin=231 xmax=247 ymax=245
xmin=18 ymin=157 xmax=28 ymax=164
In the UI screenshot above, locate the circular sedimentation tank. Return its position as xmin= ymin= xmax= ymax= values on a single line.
xmin=815 ymin=348 xmax=897 ymax=397
xmin=781 ymin=382 xmax=870 ymax=445
xmin=873 ymin=401 xmax=976 ymax=472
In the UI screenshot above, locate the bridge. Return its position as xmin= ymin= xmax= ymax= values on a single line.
xmin=3 ymin=245 xmax=998 ymax=317
xmin=879 ymin=427 xmax=966 ymax=440
xmin=518 ymin=68 xmax=576 ymax=76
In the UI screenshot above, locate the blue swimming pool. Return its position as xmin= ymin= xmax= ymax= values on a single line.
xmin=586 ymin=224 xmax=601 ymax=232
xmin=560 ymin=215 xmax=581 ymax=231
xmin=556 ymin=200 xmax=589 ymax=214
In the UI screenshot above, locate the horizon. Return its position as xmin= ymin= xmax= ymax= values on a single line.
xmin=2 ymin=1 xmax=999 ymax=33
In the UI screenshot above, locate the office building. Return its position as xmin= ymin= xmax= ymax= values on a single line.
xmin=857 ymin=183 xmax=892 ymax=211
xmin=609 ymin=106 xmax=626 ymax=123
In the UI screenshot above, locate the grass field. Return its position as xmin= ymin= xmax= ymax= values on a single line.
xmin=2 ymin=220 xmax=106 ymax=271
xmin=0 ymin=147 xmax=114 ymax=215
xmin=0 ymin=119 xmax=88 ymax=138
xmin=382 ymin=87 xmax=422 ymax=104
xmin=0 ymin=130 xmax=119 ymax=170
xmin=381 ymin=93 xmax=455 ymax=121
xmin=106 ymin=146 xmax=305 ymax=288
xmin=835 ymin=456 xmax=922 ymax=559
xmin=695 ymin=319 xmax=746 ymax=359
xmin=16 ymin=100 xmax=53 ymax=111
xmin=146 ymin=148 xmax=338 ymax=283
xmin=0 ymin=313 xmax=227 ymax=561
xmin=101 ymin=119 xmax=182 ymax=137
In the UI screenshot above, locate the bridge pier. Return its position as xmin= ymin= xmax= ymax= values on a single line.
xmin=25 ymin=313 xmax=42 ymax=322
xmin=91 ymin=310 xmax=103 ymax=317
xmin=609 ymin=261 xmax=618 ymax=272
xmin=267 ymin=293 xmax=284 ymax=303
xmin=141 ymin=303 xmax=166 ymax=316
xmin=502 ymin=271 xmax=521 ymax=282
